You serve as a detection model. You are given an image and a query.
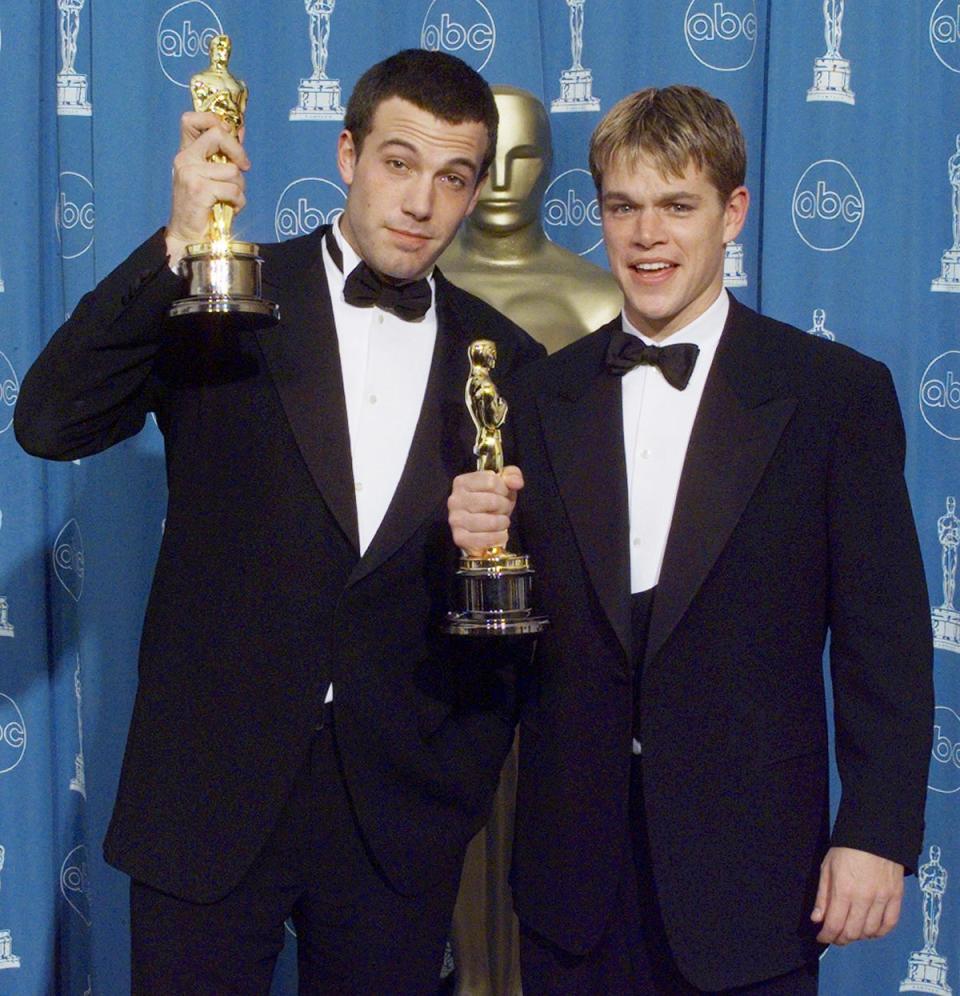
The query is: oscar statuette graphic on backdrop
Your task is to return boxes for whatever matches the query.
[932,136,960,293]
[807,308,837,341]
[56,0,92,115]
[289,0,345,121]
[933,497,960,653]
[807,0,854,104]
[169,35,280,330]
[723,241,748,288]
[0,846,20,971]
[900,846,952,995]
[552,0,600,113]
[0,512,12,639]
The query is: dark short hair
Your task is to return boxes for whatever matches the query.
[589,85,746,202]
[344,49,498,180]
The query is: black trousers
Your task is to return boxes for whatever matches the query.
[518,756,819,995]
[130,716,461,995]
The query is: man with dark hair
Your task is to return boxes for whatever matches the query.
[343,47,499,174]
[15,48,542,993]
[448,85,933,994]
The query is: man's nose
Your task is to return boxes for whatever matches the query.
[632,209,665,247]
[403,174,434,220]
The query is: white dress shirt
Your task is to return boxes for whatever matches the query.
[323,222,438,554]
[621,290,728,594]
[319,223,438,703]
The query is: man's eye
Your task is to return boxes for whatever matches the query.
[444,174,467,189]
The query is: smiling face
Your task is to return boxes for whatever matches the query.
[600,154,748,340]
[337,96,489,282]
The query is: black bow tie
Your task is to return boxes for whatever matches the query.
[325,227,431,321]
[604,328,700,390]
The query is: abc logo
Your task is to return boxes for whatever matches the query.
[421,0,496,72]
[0,693,26,775]
[0,351,19,435]
[543,169,603,257]
[53,518,85,603]
[920,350,960,441]
[684,0,758,72]
[791,160,864,252]
[61,844,91,926]
[930,705,960,794]
[931,0,960,73]
[157,0,223,87]
[274,178,345,241]
[56,171,95,260]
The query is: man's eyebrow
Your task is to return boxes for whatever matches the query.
[602,188,704,203]
[377,137,418,156]
[377,138,479,175]
[656,189,703,201]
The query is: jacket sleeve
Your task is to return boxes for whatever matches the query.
[826,359,934,872]
[14,229,181,461]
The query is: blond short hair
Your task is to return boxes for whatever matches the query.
[588,85,746,202]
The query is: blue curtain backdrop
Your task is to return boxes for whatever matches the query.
[1,1,958,992]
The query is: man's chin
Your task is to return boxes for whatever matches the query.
[379,264,433,285]
[376,249,441,284]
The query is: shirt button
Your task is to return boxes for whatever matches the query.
[632,537,642,547]
[377,313,384,324]
[369,394,378,405]
[640,449,651,459]
[355,482,363,492]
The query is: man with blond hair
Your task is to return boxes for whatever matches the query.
[448,85,933,993]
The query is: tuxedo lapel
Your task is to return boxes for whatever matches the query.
[348,271,471,586]
[644,302,797,666]
[256,226,360,552]
[540,322,633,662]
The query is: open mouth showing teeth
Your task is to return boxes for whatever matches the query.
[633,262,672,271]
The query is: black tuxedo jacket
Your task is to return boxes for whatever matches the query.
[506,298,933,991]
[15,226,543,903]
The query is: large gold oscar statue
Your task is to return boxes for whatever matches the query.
[441,85,621,355]
[443,87,621,996]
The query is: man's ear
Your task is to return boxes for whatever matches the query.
[723,185,749,243]
[337,129,357,186]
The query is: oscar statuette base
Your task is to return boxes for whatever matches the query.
[289,77,345,120]
[57,72,92,115]
[807,57,854,104]
[552,69,600,113]
[933,604,960,653]
[900,949,952,995]
[932,249,960,293]
[170,240,280,332]
[444,553,549,637]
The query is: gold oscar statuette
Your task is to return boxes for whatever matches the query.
[169,34,280,330]
[444,340,548,637]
